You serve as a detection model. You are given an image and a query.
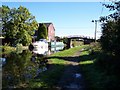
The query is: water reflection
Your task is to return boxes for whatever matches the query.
[32,47,48,55]
[50,46,64,54]
[2,45,64,88]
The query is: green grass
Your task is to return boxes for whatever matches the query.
[79,44,120,90]
[29,45,88,88]
[79,47,103,89]
[79,60,93,65]
[51,45,88,57]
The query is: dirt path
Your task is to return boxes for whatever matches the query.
[57,50,85,90]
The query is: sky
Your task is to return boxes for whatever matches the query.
[2,1,112,39]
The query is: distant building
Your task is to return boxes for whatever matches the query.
[34,23,55,42]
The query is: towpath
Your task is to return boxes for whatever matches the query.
[57,49,85,90]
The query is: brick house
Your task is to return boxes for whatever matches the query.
[33,22,55,42]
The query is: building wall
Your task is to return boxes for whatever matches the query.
[48,24,55,42]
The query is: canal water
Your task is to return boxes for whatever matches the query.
[1,46,64,88]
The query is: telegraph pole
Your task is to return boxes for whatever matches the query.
[92,20,99,42]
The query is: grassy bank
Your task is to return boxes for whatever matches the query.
[79,47,100,89]
[0,44,28,55]
[79,43,120,90]
[29,45,88,88]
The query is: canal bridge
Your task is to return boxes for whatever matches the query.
[66,35,95,48]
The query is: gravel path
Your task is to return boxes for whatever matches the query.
[57,50,86,90]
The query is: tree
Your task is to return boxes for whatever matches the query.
[55,36,61,41]
[100,1,120,56]
[1,5,38,46]
[63,37,68,45]
[0,5,10,38]
[37,23,47,40]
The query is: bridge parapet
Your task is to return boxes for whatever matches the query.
[67,35,93,39]
[65,35,94,49]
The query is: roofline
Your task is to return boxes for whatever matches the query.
[38,22,55,30]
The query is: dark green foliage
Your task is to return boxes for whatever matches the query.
[98,2,120,85]
[37,24,47,40]
[2,50,33,88]
[80,45,120,90]
[1,5,38,46]
[63,37,68,44]
[100,20,120,56]
[55,36,61,41]
[100,1,120,57]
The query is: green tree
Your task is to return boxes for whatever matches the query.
[63,37,68,44]
[0,5,10,38]
[100,1,120,56]
[37,23,47,40]
[1,5,38,46]
[55,36,61,41]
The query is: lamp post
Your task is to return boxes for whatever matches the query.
[92,20,99,42]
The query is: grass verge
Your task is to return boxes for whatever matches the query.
[79,43,120,90]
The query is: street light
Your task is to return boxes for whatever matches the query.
[92,20,99,42]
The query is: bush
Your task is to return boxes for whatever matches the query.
[89,42,102,55]
[1,43,16,54]
[100,1,120,57]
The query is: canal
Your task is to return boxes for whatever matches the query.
[1,45,64,88]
